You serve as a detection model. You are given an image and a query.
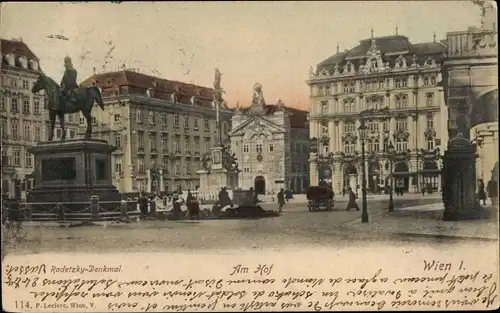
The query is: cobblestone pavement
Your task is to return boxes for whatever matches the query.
[345,203,499,240]
[3,198,463,255]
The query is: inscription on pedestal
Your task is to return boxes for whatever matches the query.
[41,157,77,181]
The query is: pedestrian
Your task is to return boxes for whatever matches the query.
[487,179,498,206]
[277,188,285,214]
[421,187,425,196]
[342,188,346,197]
[477,179,487,205]
[345,187,360,211]
[137,192,148,217]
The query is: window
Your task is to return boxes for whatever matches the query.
[11,120,19,140]
[33,98,40,114]
[321,122,328,134]
[395,78,408,88]
[366,97,382,110]
[370,59,378,72]
[137,109,143,124]
[383,138,389,152]
[395,138,408,151]
[427,139,435,150]
[24,124,31,141]
[269,164,274,173]
[137,131,144,149]
[115,160,122,174]
[162,135,169,152]
[320,101,328,114]
[366,120,379,131]
[193,117,199,129]
[174,114,180,127]
[92,117,97,124]
[194,136,200,153]
[114,114,121,122]
[2,148,9,166]
[344,140,356,153]
[34,125,41,141]
[243,144,249,153]
[430,75,437,85]
[344,121,355,133]
[269,143,274,152]
[368,140,379,152]
[23,98,30,114]
[383,120,389,131]
[25,151,32,167]
[426,115,434,129]
[149,110,155,124]
[426,93,435,106]
[345,81,355,93]
[256,143,263,153]
[150,133,157,150]
[396,119,407,130]
[343,99,355,113]
[70,130,76,139]
[115,134,121,148]
[204,119,210,132]
[174,136,181,152]
[11,97,18,112]
[184,116,189,128]
[423,76,430,86]
[138,158,145,173]
[162,158,169,172]
[395,94,408,109]
[204,138,210,153]
[13,149,21,166]
[22,80,29,89]
[0,96,5,111]
[161,113,168,126]
[80,117,85,125]
[184,136,191,153]
[243,167,250,173]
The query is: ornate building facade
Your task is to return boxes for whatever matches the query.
[79,70,232,193]
[307,33,447,194]
[0,38,78,200]
[229,83,309,194]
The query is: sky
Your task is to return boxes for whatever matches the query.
[0,1,483,110]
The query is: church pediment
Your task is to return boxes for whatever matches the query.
[229,116,285,137]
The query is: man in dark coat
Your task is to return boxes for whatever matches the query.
[277,188,285,214]
[345,187,360,211]
[487,179,498,206]
[137,192,148,217]
[60,56,78,110]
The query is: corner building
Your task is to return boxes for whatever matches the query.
[0,38,78,200]
[307,34,447,194]
[80,70,232,193]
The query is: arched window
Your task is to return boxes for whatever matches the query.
[426,114,434,129]
[370,58,378,72]
[344,121,356,133]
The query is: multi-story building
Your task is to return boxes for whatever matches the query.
[307,33,447,194]
[230,83,309,194]
[0,38,78,200]
[79,70,232,193]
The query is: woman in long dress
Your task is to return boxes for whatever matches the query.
[345,187,360,211]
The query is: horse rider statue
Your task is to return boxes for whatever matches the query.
[59,56,78,111]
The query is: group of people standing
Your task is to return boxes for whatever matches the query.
[477,179,498,206]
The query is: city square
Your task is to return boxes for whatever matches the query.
[0,0,498,292]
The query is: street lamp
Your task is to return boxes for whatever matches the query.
[387,142,395,212]
[358,119,369,223]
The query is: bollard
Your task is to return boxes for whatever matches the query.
[56,203,65,221]
[90,196,100,221]
[120,200,129,218]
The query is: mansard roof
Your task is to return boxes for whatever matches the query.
[80,70,215,108]
[1,38,41,72]
[316,34,447,73]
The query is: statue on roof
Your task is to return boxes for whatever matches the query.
[213,68,222,91]
[252,82,266,107]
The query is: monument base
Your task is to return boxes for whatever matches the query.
[27,139,120,204]
[197,168,238,201]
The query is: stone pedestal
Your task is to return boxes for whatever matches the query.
[27,139,120,203]
[442,134,482,221]
[197,168,238,200]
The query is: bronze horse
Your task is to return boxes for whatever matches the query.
[31,72,104,140]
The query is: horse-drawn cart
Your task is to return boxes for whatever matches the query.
[306,186,334,212]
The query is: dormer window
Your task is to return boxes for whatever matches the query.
[18,56,28,69]
[29,59,39,70]
[370,58,378,72]
[5,54,15,66]
[395,55,406,68]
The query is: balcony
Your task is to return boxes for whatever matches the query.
[446,29,497,58]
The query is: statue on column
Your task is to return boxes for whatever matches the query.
[252,82,266,107]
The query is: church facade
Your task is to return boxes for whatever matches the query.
[229,83,309,195]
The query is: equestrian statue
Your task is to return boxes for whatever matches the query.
[31,56,104,141]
